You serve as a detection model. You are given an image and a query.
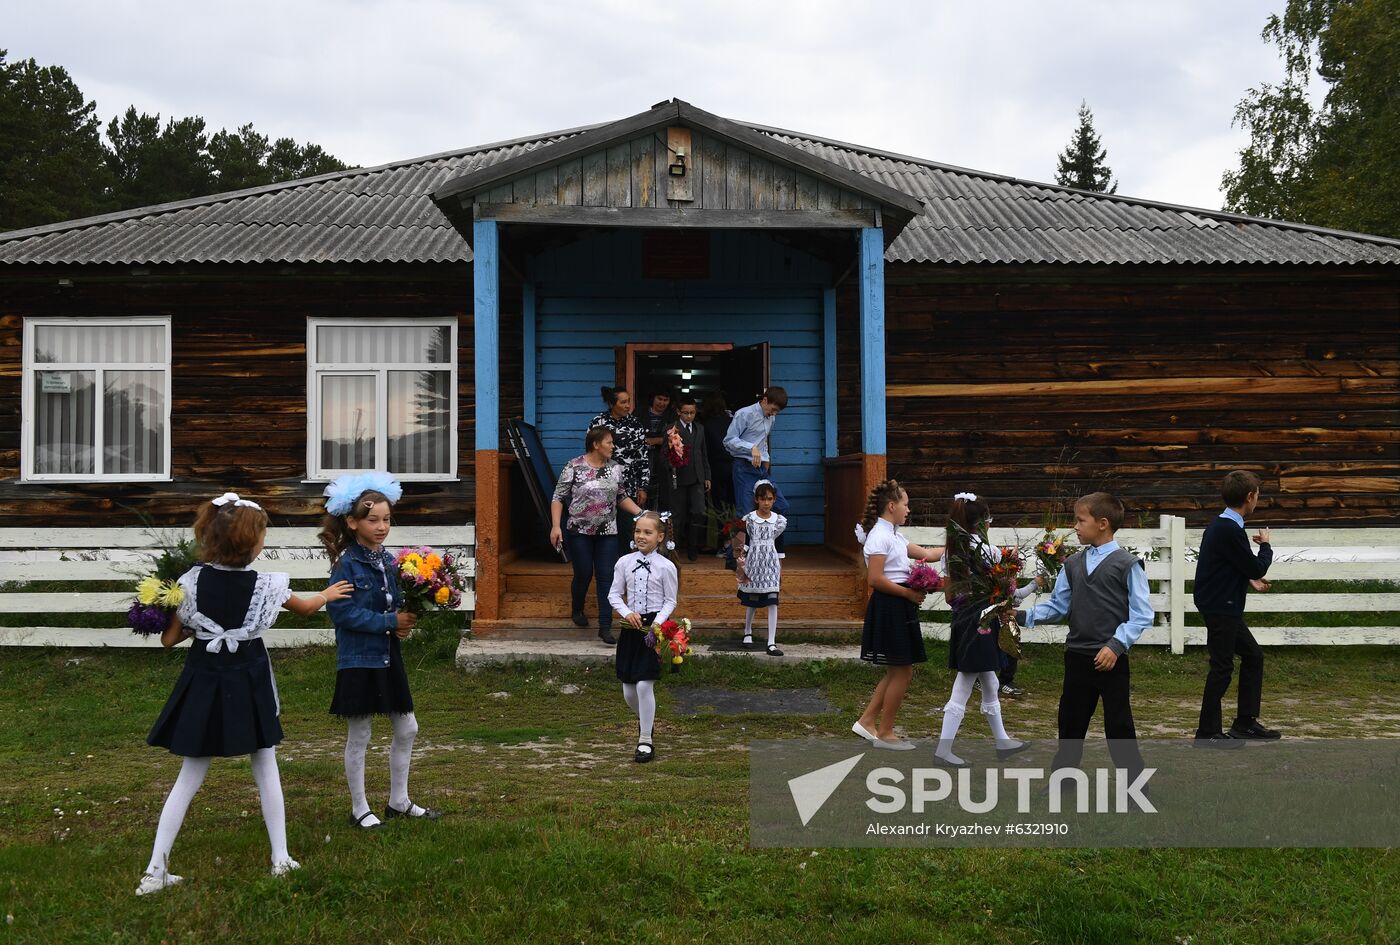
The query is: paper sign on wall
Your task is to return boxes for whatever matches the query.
[40,372,73,394]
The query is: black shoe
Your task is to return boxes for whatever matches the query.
[1194,732,1245,749]
[766,644,783,657]
[384,803,442,821]
[634,742,655,764]
[686,549,698,562]
[996,740,1032,761]
[571,610,588,628]
[932,753,968,769]
[741,636,754,650]
[599,628,617,646]
[349,810,383,830]
[1230,720,1281,741]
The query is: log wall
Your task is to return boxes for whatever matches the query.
[854,264,1400,528]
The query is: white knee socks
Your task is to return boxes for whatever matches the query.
[624,681,656,743]
[146,756,211,874]
[389,712,421,813]
[345,717,374,824]
[766,606,778,647]
[938,671,1023,760]
[743,608,755,642]
[249,748,292,866]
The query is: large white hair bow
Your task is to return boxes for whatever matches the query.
[212,491,262,511]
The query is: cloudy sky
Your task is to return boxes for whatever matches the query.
[11,0,1288,210]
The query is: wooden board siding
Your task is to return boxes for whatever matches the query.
[529,230,831,542]
[875,265,1400,527]
[478,131,872,213]
[0,263,480,526]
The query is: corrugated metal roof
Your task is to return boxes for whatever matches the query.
[2,112,1398,267]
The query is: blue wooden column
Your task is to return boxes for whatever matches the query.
[473,219,500,450]
[857,227,886,456]
[822,287,838,458]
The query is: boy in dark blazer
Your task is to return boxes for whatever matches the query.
[1193,470,1278,746]
[666,397,711,562]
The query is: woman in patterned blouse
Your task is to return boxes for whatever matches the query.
[551,427,644,645]
[588,387,650,506]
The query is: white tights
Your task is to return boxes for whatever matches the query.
[743,606,779,646]
[935,671,1022,764]
[345,713,421,822]
[145,748,290,874]
[622,681,656,744]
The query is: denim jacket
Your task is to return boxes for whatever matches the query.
[327,542,403,670]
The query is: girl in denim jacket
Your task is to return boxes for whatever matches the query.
[319,473,441,829]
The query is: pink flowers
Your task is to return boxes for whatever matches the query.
[906,561,944,593]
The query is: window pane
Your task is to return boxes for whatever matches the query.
[316,325,450,364]
[104,371,165,475]
[320,375,376,470]
[33,370,95,475]
[34,325,165,363]
[388,370,451,475]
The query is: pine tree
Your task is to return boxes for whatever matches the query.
[1055,101,1118,194]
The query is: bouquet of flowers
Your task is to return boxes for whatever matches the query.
[664,426,690,470]
[393,546,469,615]
[1034,527,1075,589]
[946,522,1026,658]
[906,561,945,593]
[644,616,693,672]
[126,534,199,636]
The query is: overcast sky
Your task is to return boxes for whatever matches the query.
[11,0,1288,210]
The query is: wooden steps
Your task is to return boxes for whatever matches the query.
[482,545,868,634]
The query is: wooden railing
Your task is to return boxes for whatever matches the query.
[904,517,1400,652]
[0,526,475,647]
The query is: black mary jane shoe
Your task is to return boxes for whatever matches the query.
[634,742,656,764]
[384,802,443,821]
[740,636,754,650]
[598,628,617,646]
[932,753,969,769]
[995,740,1032,761]
[766,644,784,657]
[571,610,588,628]
[350,810,383,830]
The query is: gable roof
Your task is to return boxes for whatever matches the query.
[2,101,1398,268]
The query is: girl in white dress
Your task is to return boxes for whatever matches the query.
[735,479,787,656]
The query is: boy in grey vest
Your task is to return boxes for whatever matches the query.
[1019,492,1153,780]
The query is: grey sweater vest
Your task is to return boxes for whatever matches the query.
[1064,548,1141,654]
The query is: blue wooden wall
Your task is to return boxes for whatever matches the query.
[529,230,831,542]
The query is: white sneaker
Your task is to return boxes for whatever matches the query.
[271,858,301,877]
[135,869,182,896]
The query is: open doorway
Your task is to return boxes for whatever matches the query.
[620,342,770,414]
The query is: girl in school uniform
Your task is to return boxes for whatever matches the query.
[138,492,353,895]
[853,479,943,750]
[935,491,1036,766]
[607,511,679,763]
[319,473,441,830]
[735,479,787,655]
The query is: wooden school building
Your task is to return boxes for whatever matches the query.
[1,99,1397,630]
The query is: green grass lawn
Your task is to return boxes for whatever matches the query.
[1,640,1397,945]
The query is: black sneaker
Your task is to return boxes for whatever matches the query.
[571,610,588,627]
[1230,720,1282,741]
[1194,732,1245,749]
[598,628,617,645]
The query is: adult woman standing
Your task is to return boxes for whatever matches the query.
[588,387,650,508]
[551,427,643,645]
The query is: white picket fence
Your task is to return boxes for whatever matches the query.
[0,526,475,647]
[905,517,1400,653]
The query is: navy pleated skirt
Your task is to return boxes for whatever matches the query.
[147,638,282,758]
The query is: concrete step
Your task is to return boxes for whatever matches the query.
[498,594,864,621]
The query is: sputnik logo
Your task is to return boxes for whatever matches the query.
[787,753,865,826]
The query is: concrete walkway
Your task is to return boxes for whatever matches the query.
[456,629,860,668]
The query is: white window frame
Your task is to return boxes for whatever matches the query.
[306,317,458,482]
[20,316,173,483]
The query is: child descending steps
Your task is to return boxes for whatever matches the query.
[138,492,353,896]
[608,511,679,763]
[734,479,787,655]
[935,492,1036,767]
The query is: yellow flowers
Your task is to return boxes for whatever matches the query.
[136,576,162,606]
[434,586,451,605]
[158,583,184,608]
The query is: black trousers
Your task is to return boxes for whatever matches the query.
[667,480,706,552]
[1196,613,1263,736]
[1051,650,1143,778]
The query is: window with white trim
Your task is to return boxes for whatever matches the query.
[307,319,457,480]
[22,318,172,481]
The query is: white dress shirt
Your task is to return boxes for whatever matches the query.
[608,550,678,624]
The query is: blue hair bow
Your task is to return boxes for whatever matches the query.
[323,472,403,516]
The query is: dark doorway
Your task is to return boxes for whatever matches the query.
[621,342,771,415]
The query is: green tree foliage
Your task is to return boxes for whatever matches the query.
[0,50,354,231]
[1222,0,1400,237]
[0,50,112,231]
[1054,101,1118,194]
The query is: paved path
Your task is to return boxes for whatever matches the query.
[456,630,860,668]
